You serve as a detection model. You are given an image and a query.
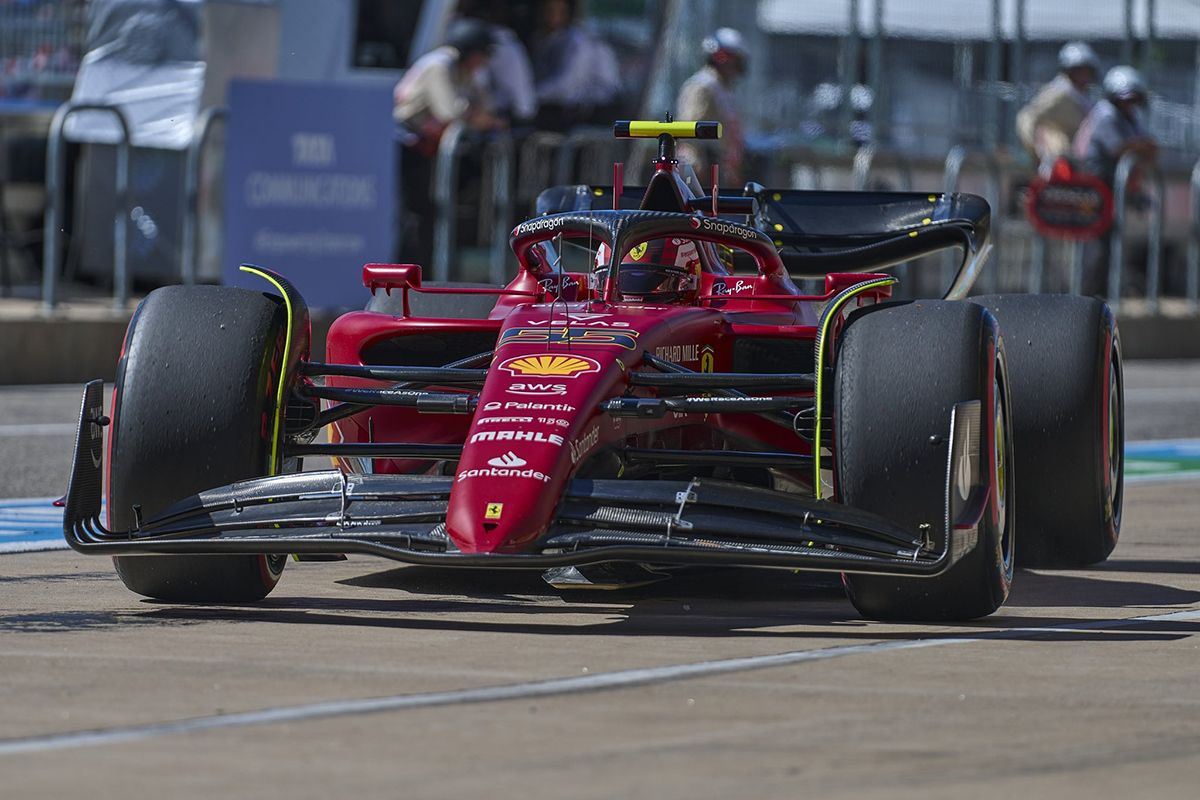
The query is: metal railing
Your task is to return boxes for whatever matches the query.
[1188,157,1200,313]
[851,144,914,191]
[430,122,466,282]
[943,145,1004,293]
[431,125,517,282]
[42,101,133,312]
[180,106,228,286]
[1108,151,1165,313]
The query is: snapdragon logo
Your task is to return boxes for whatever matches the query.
[488,451,527,468]
[515,216,564,236]
[697,217,758,241]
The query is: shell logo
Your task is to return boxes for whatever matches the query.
[498,354,601,378]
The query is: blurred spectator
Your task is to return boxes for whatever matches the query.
[458,0,537,125]
[676,28,747,185]
[393,17,503,265]
[1073,65,1158,297]
[1016,41,1099,175]
[532,0,621,130]
[1074,65,1157,187]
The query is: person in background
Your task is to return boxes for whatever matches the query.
[1074,65,1158,187]
[460,1,537,126]
[1073,65,1158,297]
[532,0,621,130]
[393,18,504,265]
[1016,41,1099,175]
[675,28,748,185]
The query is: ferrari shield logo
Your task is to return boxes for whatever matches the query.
[485,502,504,520]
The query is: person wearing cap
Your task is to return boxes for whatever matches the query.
[394,18,504,150]
[393,17,505,265]
[1016,41,1100,174]
[1074,65,1157,187]
[1073,65,1158,298]
[676,28,748,185]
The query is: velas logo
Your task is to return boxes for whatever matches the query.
[499,354,601,378]
[488,451,527,468]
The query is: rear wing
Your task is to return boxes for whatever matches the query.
[534,185,992,299]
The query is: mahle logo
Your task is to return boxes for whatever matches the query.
[499,354,601,378]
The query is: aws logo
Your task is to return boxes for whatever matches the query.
[499,328,640,350]
[498,354,601,378]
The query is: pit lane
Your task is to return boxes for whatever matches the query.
[1,364,1198,798]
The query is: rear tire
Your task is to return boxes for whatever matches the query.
[972,294,1122,566]
[835,301,1015,621]
[109,285,289,602]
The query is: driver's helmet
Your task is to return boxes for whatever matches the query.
[595,238,701,303]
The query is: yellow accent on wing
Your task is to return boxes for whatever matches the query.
[812,277,899,499]
[239,265,292,476]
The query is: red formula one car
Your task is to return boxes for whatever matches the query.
[64,121,1123,620]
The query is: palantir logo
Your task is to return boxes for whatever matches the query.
[488,451,527,468]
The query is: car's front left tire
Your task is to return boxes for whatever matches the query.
[108,285,289,602]
[834,300,1015,621]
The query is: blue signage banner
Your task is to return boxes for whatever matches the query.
[223,79,394,308]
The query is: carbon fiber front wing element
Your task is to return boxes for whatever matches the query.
[63,380,987,577]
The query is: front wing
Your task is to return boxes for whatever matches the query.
[64,381,986,578]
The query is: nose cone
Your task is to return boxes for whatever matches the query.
[446,351,616,553]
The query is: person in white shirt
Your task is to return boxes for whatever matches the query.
[1016,41,1099,175]
[676,28,748,185]
[393,18,504,265]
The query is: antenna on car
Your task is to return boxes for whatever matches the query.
[613,161,623,211]
[711,164,719,217]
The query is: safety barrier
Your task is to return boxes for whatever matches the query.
[42,102,133,312]
[1108,151,1165,313]
[180,106,228,286]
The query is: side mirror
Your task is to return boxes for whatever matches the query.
[362,263,422,294]
[362,263,422,316]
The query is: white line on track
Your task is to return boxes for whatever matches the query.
[1,607,1197,756]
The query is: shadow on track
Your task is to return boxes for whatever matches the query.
[70,564,1200,645]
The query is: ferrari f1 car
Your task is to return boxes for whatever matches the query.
[63,120,1123,620]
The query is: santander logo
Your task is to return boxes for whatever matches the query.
[487,451,527,468]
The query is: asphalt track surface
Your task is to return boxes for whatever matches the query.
[1,363,1198,798]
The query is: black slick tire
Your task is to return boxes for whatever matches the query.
[109,285,288,602]
[972,294,1122,567]
[835,300,1015,621]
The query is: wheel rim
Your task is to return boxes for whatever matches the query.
[993,371,1015,575]
[1106,350,1123,529]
